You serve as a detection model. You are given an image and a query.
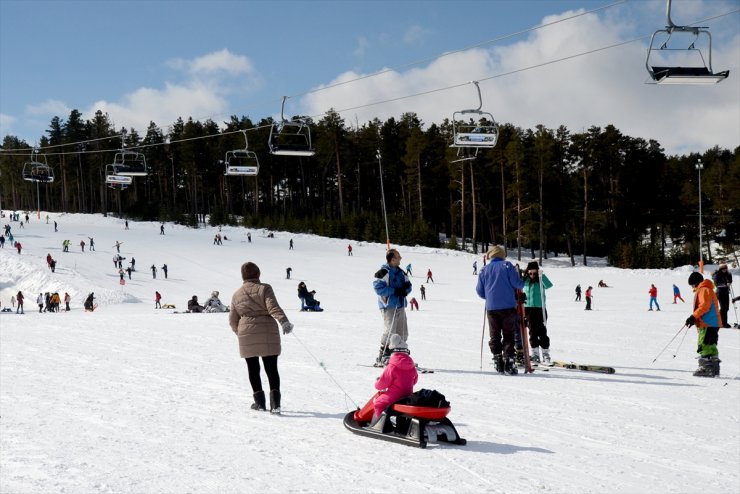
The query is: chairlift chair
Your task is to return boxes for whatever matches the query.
[111,150,148,176]
[646,0,729,84]
[268,96,315,157]
[105,164,133,186]
[224,131,260,176]
[22,151,55,183]
[451,81,498,154]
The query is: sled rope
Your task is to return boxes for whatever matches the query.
[290,332,360,409]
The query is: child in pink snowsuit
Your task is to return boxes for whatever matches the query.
[373,334,418,420]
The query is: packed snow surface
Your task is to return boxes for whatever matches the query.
[1,213,738,493]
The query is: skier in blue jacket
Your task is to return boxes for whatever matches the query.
[373,248,412,365]
[476,245,524,375]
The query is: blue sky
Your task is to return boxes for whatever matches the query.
[1,0,738,155]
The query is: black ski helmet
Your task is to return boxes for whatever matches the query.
[688,272,703,286]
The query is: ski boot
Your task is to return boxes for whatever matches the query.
[269,389,281,414]
[251,390,266,411]
[541,348,551,364]
[693,357,718,377]
[374,346,390,367]
[493,354,505,374]
[504,357,519,375]
[515,348,525,367]
[530,347,541,364]
[709,356,721,377]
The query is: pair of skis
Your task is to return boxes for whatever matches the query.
[363,363,435,374]
[534,361,616,374]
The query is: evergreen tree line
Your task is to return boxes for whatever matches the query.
[1,108,738,268]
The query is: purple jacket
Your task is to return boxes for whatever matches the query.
[475,258,524,310]
[373,352,418,415]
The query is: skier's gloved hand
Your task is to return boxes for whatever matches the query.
[517,292,527,303]
[403,281,412,290]
[375,268,388,279]
[685,315,696,327]
[281,321,294,335]
[394,287,407,297]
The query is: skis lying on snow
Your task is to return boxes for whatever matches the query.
[537,361,616,374]
[359,363,434,374]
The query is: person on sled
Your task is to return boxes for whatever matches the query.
[297,282,322,311]
[371,334,418,426]
[204,291,229,312]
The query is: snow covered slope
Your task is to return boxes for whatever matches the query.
[1,213,738,493]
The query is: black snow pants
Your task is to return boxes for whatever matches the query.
[487,308,518,358]
[525,307,550,349]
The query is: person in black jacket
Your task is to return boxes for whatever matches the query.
[188,295,203,313]
[712,264,733,328]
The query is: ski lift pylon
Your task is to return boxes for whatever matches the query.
[646,0,729,84]
[22,150,54,183]
[451,81,498,154]
[268,96,315,157]
[224,130,260,176]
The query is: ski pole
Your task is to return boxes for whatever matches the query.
[730,285,739,327]
[290,331,359,409]
[479,307,487,370]
[672,324,689,358]
[379,307,399,360]
[651,325,688,363]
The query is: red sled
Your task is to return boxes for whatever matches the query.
[343,391,466,448]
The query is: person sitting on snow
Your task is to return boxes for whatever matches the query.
[203,291,229,312]
[83,293,95,312]
[371,334,418,426]
[188,295,204,313]
[297,282,322,311]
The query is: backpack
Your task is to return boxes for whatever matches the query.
[399,389,450,408]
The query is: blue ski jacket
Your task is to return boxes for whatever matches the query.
[476,258,524,310]
[373,263,411,309]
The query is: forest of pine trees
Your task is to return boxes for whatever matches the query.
[1,108,738,268]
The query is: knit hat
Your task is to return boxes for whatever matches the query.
[688,272,703,286]
[526,261,539,271]
[719,263,728,270]
[389,334,409,352]
[241,262,260,280]
[212,291,219,297]
[486,245,506,260]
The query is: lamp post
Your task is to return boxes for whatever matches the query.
[696,158,704,272]
[376,149,390,250]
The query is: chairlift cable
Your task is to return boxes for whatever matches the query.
[0,7,736,156]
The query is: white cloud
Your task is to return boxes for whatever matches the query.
[87,81,228,132]
[82,49,262,132]
[403,24,428,45]
[167,48,254,77]
[26,99,71,117]
[300,9,740,155]
[0,113,16,135]
[353,36,369,58]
